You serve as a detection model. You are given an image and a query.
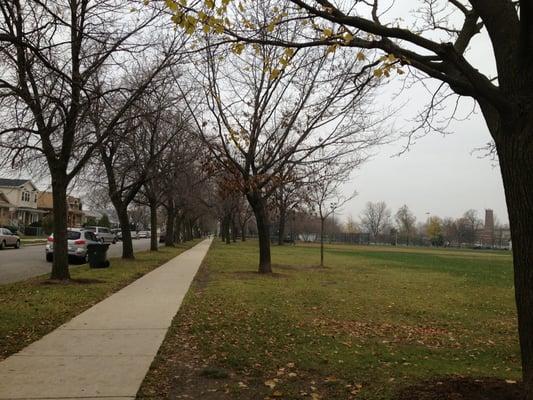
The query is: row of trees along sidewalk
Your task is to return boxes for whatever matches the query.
[0,0,191,278]
[159,0,533,396]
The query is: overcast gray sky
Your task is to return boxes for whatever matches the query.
[342,113,508,224]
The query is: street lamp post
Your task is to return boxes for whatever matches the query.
[330,202,337,244]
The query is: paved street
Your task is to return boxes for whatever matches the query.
[0,238,157,284]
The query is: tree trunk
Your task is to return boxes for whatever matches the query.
[240,222,247,241]
[116,204,134,259]
[496,124,533,398]
[278,206,286,246]
[165,202,176,247]
[149,197,158,251]
[247,192,272,273]
[232,217,237,242]
[223,214,231,244]
[50,174,70,280]
[175,216,182,243]
[188,219,194,241]
[320,217,325,267]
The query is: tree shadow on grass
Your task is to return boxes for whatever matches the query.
[40,278,106,285]
[394,377,522,400]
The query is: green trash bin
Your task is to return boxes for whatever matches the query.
[87,243,110,268]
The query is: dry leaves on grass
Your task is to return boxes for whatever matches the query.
[311,318,459,348]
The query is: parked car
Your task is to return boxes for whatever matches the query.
[45,229,99,263]
[83,226,116,244]
[138,230,150,239]
[116,230,138,240]
[0,227,20,249]
[111,228,121,241]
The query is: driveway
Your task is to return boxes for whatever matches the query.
[0,239,158,284]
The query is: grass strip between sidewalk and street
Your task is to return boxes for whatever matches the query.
[0,240,200,360]
[138,239,520,400]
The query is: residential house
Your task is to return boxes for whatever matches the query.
[37,191,84,228]
[0,178,45,227]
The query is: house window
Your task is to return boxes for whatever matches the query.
[22,192,31,202]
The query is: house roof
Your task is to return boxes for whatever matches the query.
[0,178,30,187]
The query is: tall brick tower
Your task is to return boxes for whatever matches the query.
[481,209,495,247]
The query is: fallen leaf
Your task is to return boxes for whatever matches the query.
[264,380,276,389]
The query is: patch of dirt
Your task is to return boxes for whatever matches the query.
[40,278,106,285]
[192,260,212,290]
[311,318,458,348]
[394,377,523,400]
[230,270,288,279]
[273,263,331,271]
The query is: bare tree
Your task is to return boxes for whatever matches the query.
[187,3,382,273]
[236,198,254,242]
[92,72,191,259]
[271,167,307,245]
[0,0,176,279]
[306,162,355,266]
[395,205,416,246]
[360,201,391,242]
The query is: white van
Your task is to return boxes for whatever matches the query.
[83,226,116,244]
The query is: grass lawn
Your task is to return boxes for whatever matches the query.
[0,240,200,360]
[139,239,520,400]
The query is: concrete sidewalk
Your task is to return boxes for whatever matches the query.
[0,238,213,400]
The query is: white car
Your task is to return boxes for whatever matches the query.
[138,230,150,239]
[83,226,116,244]
[45,229,99,263]
[0,228,20,249]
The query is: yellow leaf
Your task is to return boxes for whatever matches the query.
[284,47,294,58]
[238,2,245,12]
[143,0,150,5]
[165,0,178,11]
[270,68,281,80]
[343,32,353,44]
[326,44,337,54]
[232,43,245,55]
[373,68,383,78]
[322,27,333,37]
[205,0,215,9]
[214,22,224,34]
[266,21,276,33]
[264,380,277,389]
[356,51,365,61]
[198,11,207,21]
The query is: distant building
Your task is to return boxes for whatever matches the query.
[476,208,511,248]
[479,209,495,247]
[37,191,84,228]
[0,178,45,227]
